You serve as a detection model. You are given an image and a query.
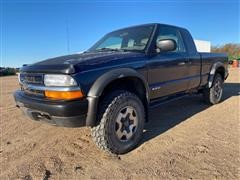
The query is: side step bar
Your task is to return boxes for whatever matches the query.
[149,93,190,109]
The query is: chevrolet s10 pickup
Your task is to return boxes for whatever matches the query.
[14,23,228,154]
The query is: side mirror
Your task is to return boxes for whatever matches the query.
[156,39,177,52]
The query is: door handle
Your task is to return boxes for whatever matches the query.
[178,60,191,65]
[178,62,186,65]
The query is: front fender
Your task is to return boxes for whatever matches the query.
[86,68,149,127]
[88,68,149,98]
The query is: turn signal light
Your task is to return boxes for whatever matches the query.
[45,90,83,100]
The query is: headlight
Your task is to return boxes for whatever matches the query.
[18,73,21,84]
[44,74,77,87]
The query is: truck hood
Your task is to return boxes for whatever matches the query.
[20,51,145,74]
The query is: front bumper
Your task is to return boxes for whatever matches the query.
[14,90,88,127]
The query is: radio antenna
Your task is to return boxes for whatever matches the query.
[66,17,70,53]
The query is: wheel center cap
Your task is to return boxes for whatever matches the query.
[123,120,130,127]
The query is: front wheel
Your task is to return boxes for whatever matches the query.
[203,73,223,105]
[91,91,145,154]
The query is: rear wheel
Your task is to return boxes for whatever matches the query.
[91,91,145,154]
[203,73,223,104]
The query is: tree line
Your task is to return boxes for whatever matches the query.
[0,67,19,76]
[211,43,240,60]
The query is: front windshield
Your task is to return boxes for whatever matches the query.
[89,25,154,52]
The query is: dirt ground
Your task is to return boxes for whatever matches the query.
[0,68,239,180]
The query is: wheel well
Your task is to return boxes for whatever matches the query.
[215,66,225,80]
[98,77,148,121]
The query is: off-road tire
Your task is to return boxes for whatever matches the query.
[91,90,145,154]
[203,73,223,105]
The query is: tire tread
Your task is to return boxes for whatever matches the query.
[91,91,144,154]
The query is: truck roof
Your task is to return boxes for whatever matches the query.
[110,23,187,33]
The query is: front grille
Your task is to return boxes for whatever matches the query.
[20,73,44,85]
[22,87,45,96]
[20,73,45,97]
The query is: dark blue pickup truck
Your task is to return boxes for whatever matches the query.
[14,23,228,154]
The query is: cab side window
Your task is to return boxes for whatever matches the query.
[157,26,186,52]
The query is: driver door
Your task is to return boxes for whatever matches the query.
[148,26,189,99]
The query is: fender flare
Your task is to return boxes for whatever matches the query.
[86,68,149,127]
[88,68,149,99]
[208,62,225,88]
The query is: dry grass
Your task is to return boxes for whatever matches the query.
[0,68,239,179]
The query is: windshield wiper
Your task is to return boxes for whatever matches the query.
[96,48,125,52]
